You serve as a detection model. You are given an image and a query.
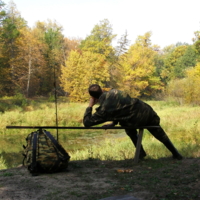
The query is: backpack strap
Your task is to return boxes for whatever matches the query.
[28,132,38,174]
[22,133,33,166]
[32,132,37,165]
[44,130,70,159]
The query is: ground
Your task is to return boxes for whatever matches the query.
[0,158,200,200]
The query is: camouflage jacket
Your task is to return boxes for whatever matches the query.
[83,89,158,128]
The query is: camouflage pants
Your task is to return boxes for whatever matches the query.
[125,113,170,145]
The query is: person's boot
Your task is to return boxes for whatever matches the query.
[139,149,147,159]
[163,140,183,160]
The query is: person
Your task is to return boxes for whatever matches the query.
[83,84,183,160]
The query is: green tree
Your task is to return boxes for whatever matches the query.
[60,19,119,101]
[153,45,175,86]
[173,45,197,78]
[0,0,6,24]
[80,19,116,58]
[194,31,200,61]
[110,30,130,88]
[161,45,187,82]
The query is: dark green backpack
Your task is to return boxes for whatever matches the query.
[23,129,70,175]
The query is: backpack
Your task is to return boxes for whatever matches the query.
[23,129,70,175]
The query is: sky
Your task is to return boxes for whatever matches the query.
[3,0,200,49]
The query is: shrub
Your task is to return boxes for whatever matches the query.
[13,93,28,107]
[166,63,200,105]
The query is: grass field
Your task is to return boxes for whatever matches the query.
[0,99,199,162]
[0,99,200,200]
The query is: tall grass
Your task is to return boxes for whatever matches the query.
[0,100,88,135]
[69,100,200,160]
[0,99,200,164]
[0,156,6,170]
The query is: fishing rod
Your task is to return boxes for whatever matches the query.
[53,64,59,141]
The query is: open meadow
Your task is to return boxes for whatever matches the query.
[0,99,200,165]
[0,99,200,200]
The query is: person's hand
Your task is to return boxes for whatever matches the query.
[102,123,115,130]
[89,97,98,107]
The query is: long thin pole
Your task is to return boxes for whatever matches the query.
[6,126,160,129]
[53,65,59,141]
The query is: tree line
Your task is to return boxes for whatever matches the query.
[0,1,200,104]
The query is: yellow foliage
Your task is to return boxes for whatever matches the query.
[166,63,200,105]
[60,50,110,102]
[117,32,159,97]
[184,63,200,104]
[186,62,200,77]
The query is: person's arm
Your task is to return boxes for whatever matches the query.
[83,97,107,127]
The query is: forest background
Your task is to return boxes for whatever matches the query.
[0,2,200,199]
[0,1,200,105]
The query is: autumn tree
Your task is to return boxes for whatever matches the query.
[63,37,81,60]
[193,31,200,62]
[60,19,116,101]
[0,1,27,95]
[173,45,197,78]
[80,19,117,86]
[109,30,130,88]
[13,27,47,97]
[166,63,200,105]
[161,45,188,82]
[118,32,162,97]
[60,50,110,101]
[153,45,175,83]
[33,20,66,95]
[80,19,116,58]
[184,63,200,104]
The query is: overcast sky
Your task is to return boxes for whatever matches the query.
[3,0,200,48]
